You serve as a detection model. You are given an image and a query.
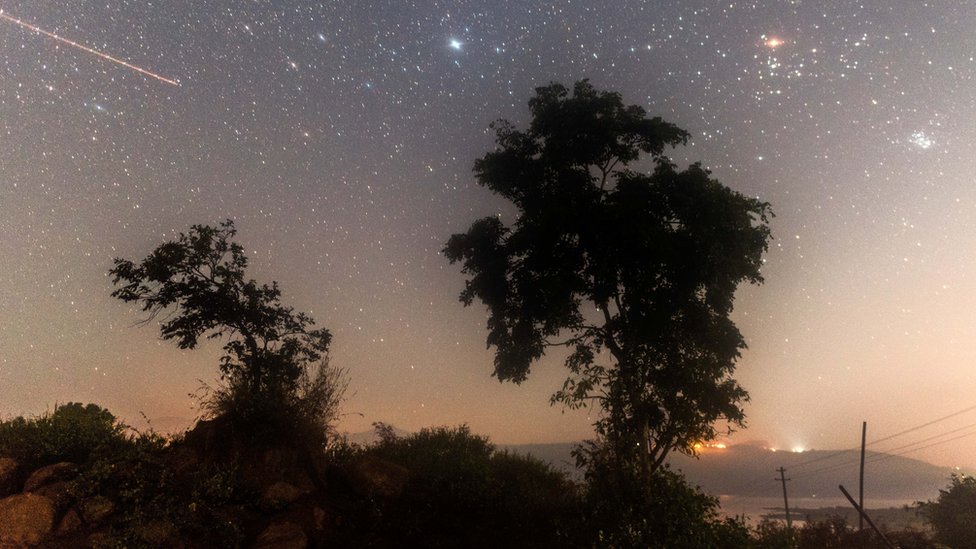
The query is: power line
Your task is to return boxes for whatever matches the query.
[791,424,976,481]
[877,421,976,456]
[788,403,976,471]
[869,428,976,465]
[869,404,976,446]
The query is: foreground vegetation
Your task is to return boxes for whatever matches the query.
[0,404,969,547]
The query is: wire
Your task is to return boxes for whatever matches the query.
[789,421,976,481]
[869,404,976,446]
[787,403,976,471]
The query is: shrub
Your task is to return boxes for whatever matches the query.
[0,402,129,467]
[67,426,251,548]
[921,474,976,549]
[363,424,578,548]
[200,357,349,447]
[750,515,930,549]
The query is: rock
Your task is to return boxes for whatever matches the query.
[261,481,306,510]
[56,507,83,535]
[33,480,74,512]
[347,455,409,499]
[0,458,19,497]
[23,462,79,492]
[313,506,327,531]
[79,495,114,525]
[253,521,307,549]
[0,493,56,546]
[240,446,315,494]
[176,417,320,494]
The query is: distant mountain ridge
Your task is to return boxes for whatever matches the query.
[501,441,966,502]
[668,444,964,501]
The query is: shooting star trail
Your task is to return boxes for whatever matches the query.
[0,11,179,86]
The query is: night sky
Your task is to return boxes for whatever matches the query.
[3,1,976,469]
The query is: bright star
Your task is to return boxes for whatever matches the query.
[449,39,462,51]
[910,131,933,149]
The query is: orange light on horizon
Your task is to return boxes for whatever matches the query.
[694,441,728,451]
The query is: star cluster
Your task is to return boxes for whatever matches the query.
[2,1,976,466]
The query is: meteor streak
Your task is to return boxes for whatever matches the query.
[0,11,179,86]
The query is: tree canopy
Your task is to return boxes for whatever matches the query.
[444,80,772,474]
[109,220,332,423]
[923,474,976,549]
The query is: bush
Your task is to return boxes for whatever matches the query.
[0,402,129,467]
[750,515,931,549]
[362,424,578,548]
[922,474,976,549]
[200,357,349,447]
[66,425,252,547]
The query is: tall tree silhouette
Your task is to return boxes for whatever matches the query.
[445,81,772,475]
[110,220,332,423]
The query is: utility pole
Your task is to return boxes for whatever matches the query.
[776,467,793,545]
[859,421,867,531]
[840,484,896,549]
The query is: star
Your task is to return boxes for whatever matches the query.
[449,38,462,51]
[910,131,933,149]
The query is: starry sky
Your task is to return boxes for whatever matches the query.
[3,1,976,469]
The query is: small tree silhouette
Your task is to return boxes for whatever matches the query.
[110,220,339,433]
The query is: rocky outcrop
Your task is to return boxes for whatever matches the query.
[0,421,355,547]
[262,481,307,510]
[23,462,79,493]
[21,462,80,516]
[0,493,56,546]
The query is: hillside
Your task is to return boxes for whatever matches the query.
[502,441,965,502]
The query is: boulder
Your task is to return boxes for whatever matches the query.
[32,480,74,512]
[313,506,327,532]
[261,481,307,510]
[253,521,307,549]
[79,495,114,526]
[238,445,316,494]
[0,493,56,546]
[0,458,19,497]
[23,462,79,493]
[347,455,409,499]
[56,507,83,535]
[176,417,320,494]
